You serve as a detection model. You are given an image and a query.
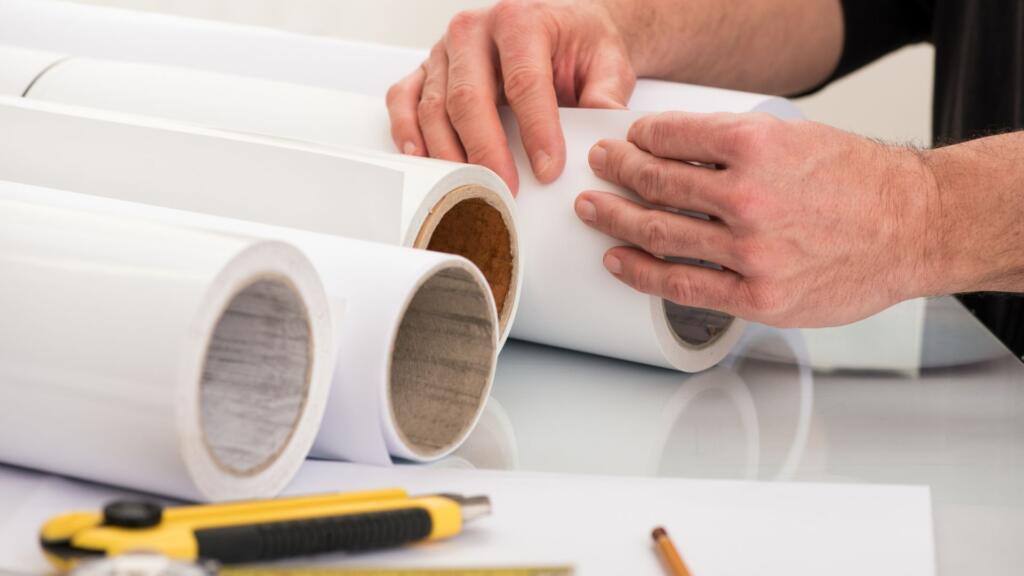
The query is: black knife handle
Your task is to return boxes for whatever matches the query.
[194,507,432,564]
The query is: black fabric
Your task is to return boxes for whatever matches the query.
[828,0,1024,360]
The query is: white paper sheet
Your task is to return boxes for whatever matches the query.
[0,180,500,466]
[0,96,520,343]
[0,197,333,501]
[0,461,936,576]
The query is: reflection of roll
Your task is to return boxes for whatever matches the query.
[0,181,498,466]
[722,325,814,480]
[490,342,754,476]
[4,55,794,371]
[0,94,519,344]
[0,198,332,501]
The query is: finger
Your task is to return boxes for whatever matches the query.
[575,191,738,269]
[603,246,746,316]
[417,43,466,162]
[445,10,520,194]
[628,111,754,164]
[492,11,565,182]
[577,45,635,109]
[588,139,727,216]
[386,66,427,156]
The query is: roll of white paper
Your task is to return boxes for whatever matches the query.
[11,57,779,370]
[0,179,499,465]
[0,96,520,343]
[0,196,333,501]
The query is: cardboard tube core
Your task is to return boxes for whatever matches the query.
[389,266,496,459]
[417,186,517,336]
[200,278,312,475]
[664,302,735,349]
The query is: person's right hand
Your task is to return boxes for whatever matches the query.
[386,0,637,194]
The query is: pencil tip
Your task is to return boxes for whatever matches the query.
[652,526,667,541]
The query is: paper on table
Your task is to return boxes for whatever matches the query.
[0,461,936,576]
[0,96,520,343]
[0,198,333,501]
[0,179,500,465]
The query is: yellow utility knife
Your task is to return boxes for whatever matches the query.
[40,489,491,571]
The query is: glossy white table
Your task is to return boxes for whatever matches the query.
[440,296,1022,576]
[0,297,1019,575]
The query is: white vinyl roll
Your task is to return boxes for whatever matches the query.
[0,196,333,501]
[0,95,520,343]
[9,57,796,370]
[0,179,499,465]
[0,44,64,96]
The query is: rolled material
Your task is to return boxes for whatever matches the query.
[0,196,333,501]
[0,96,519,343]
[10,57,784,370]
[0,180,499,465]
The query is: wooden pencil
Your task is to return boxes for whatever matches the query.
[651,526,692,576]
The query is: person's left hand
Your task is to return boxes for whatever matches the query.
[574,111,942,327]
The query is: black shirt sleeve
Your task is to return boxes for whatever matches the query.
[799,0,934,94]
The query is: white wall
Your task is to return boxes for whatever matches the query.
[70,0,935,145]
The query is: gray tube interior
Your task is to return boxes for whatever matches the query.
[390,267,496,459]
[200,278,312,475]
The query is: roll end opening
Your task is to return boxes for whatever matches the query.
[199,278,312,476]
[389,266,497,460]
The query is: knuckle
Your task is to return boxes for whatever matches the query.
[634,161,665,202]
[732,237,768,271]
[723,186,762,221]
[446,82,481,121]
[447,10,482,39]
[724,119,770,157]
[502,65,545,104]
[638,215,671,255]
[663,272,696,304]
[417,92,446,120]
[631,261,656,294]
[492,0,531,22]
[647,116,675,152]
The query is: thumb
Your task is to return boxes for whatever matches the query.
[578,47,636,109]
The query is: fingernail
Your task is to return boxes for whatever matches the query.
[402,141,418,155]
[575,198,597,222]
[604,254,622,275]
[532,150,552,177]
[588,144,606,173]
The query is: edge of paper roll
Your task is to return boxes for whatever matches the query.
[178,240,333,501]
[381,256,499,462]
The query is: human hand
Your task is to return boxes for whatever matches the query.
[574,112,941,327]
[386,0,637,194]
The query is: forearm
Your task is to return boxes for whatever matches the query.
[601,0,844,95]
[920,132,1024,295]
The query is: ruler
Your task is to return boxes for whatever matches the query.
[223,568,573,576]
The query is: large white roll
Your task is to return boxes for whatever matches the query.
[0,95,520,343]
[0,196,333,501]
[9,57,791,370]
[0,178,499,465]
